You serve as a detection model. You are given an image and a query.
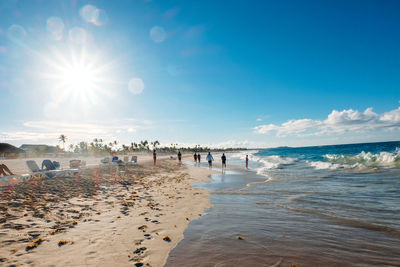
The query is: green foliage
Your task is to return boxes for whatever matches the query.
[63,138,246,156]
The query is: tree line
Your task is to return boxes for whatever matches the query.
[58,135,244,155]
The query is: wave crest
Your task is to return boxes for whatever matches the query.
[231,150,297,176]
[309,148,400,170]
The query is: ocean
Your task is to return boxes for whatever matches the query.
[165,141,400,266]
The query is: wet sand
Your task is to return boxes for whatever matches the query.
[165,159,400,267]
[0,157,215,266]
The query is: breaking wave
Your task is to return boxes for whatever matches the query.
[231,150,297,176]
[308,148,400,170]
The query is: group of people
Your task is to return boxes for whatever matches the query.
[151,150,250,171]
[202,152,249,170]
[193,152,201,163]
[193,152,227,170]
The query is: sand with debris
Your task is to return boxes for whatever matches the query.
[0,158,215,266]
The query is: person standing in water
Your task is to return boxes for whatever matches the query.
[197,153,201,163]
[245,155,249,169]
[221,153,227,173]
[178,151,182,164]
[153,150,157,165]
[206,152,214,168]
[194,153,197,164]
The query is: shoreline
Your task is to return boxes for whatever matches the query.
[0,157,217,266]
[166,148,400,266]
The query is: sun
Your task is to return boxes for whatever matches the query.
[61,63,96,93]
[41,46,115,106]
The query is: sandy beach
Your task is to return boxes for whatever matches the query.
[0,156,216,266]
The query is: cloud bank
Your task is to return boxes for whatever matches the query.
[254,106,400,136]
[0,119,152,144]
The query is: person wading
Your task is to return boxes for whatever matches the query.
[206,152,214,168]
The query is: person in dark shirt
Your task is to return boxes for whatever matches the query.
[153,150,157,165]
[245,155,249,169]
[178,151,182,164]
[194,153,197,163]
[221,153,227,172]
[197,153,201,163]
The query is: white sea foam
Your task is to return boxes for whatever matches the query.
[230,150,297,176]
[308,161,347,170]
[309,148,400,170]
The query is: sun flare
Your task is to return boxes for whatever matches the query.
[61,63,96,93]
[41,47,115,107]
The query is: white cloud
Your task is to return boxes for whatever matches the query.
[1,119,152,144]
[157,140,265,149]
[256,118,262,122]
[254,106,400,136]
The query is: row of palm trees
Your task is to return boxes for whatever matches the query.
[58,135,243,155]
[58,135,163,154]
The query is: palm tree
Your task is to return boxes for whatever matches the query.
[143,140,149,151]
[79,141,88,152]
[122,144,130,153]
[59,135,67,151]
[152,140,160,149]
[96,139,103,149]
[141,140,149,151]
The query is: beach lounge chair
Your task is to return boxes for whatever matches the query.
[26,160,72,179]
[125,156,137,166]
[100,156,126,175]
[42,159,58,170]
[42,159,80,176]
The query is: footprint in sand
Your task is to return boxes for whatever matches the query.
[143,234,151,240]
[133,247,147,254]
[28,231,40,239]
[138,225,147,231]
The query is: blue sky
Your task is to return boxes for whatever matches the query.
[0,0,399,148]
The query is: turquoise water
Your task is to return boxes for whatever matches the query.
[166,141,400,266]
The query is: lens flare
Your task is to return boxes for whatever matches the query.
[128,78,144,94]
[80,5,108,26]
[8,24,27,43]
[150,26,166,43]
[46,17,64,40]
